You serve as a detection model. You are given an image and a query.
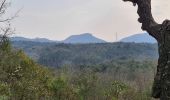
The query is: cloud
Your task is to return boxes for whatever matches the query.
[10,0,170,42]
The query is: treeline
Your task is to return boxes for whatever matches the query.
[0,39,158,99]
[12,41,158,68]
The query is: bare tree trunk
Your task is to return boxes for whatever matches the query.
[123,0,170,99]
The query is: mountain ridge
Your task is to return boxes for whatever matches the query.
[63,33,106,43]
[11,33,106,43]
[12,33,157,43]
[11,37,56,43]
[120,33,157,43]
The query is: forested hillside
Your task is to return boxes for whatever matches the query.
[0,39,156,100]
[0,39,158,99]
[12,41,158,68]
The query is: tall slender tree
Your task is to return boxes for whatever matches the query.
[123,0,170,99]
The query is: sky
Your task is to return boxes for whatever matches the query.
[7,0,170,42]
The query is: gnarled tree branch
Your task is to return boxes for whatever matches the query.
[123,0,161,41]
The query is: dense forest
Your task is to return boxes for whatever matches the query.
[0,41,156,99]
[12,41,158,67]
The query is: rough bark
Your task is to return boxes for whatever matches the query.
[123,0,170,99]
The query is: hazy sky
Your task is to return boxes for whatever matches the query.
[8,0,170,42]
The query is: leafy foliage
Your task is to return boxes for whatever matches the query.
[0,40,52,99]
[0,40,158,99]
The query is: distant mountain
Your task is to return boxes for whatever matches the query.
[63,33,106,43]
[120,33,157,43]
[11,37,55,43]
[33,38,55,42]
[11,37,30,41]
[11,33,106,43]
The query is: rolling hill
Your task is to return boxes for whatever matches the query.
[12,41,158,67]
[11,33,106,43]
[120,33,157,43]
[63,33,106,43]
[10,37,56,43]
